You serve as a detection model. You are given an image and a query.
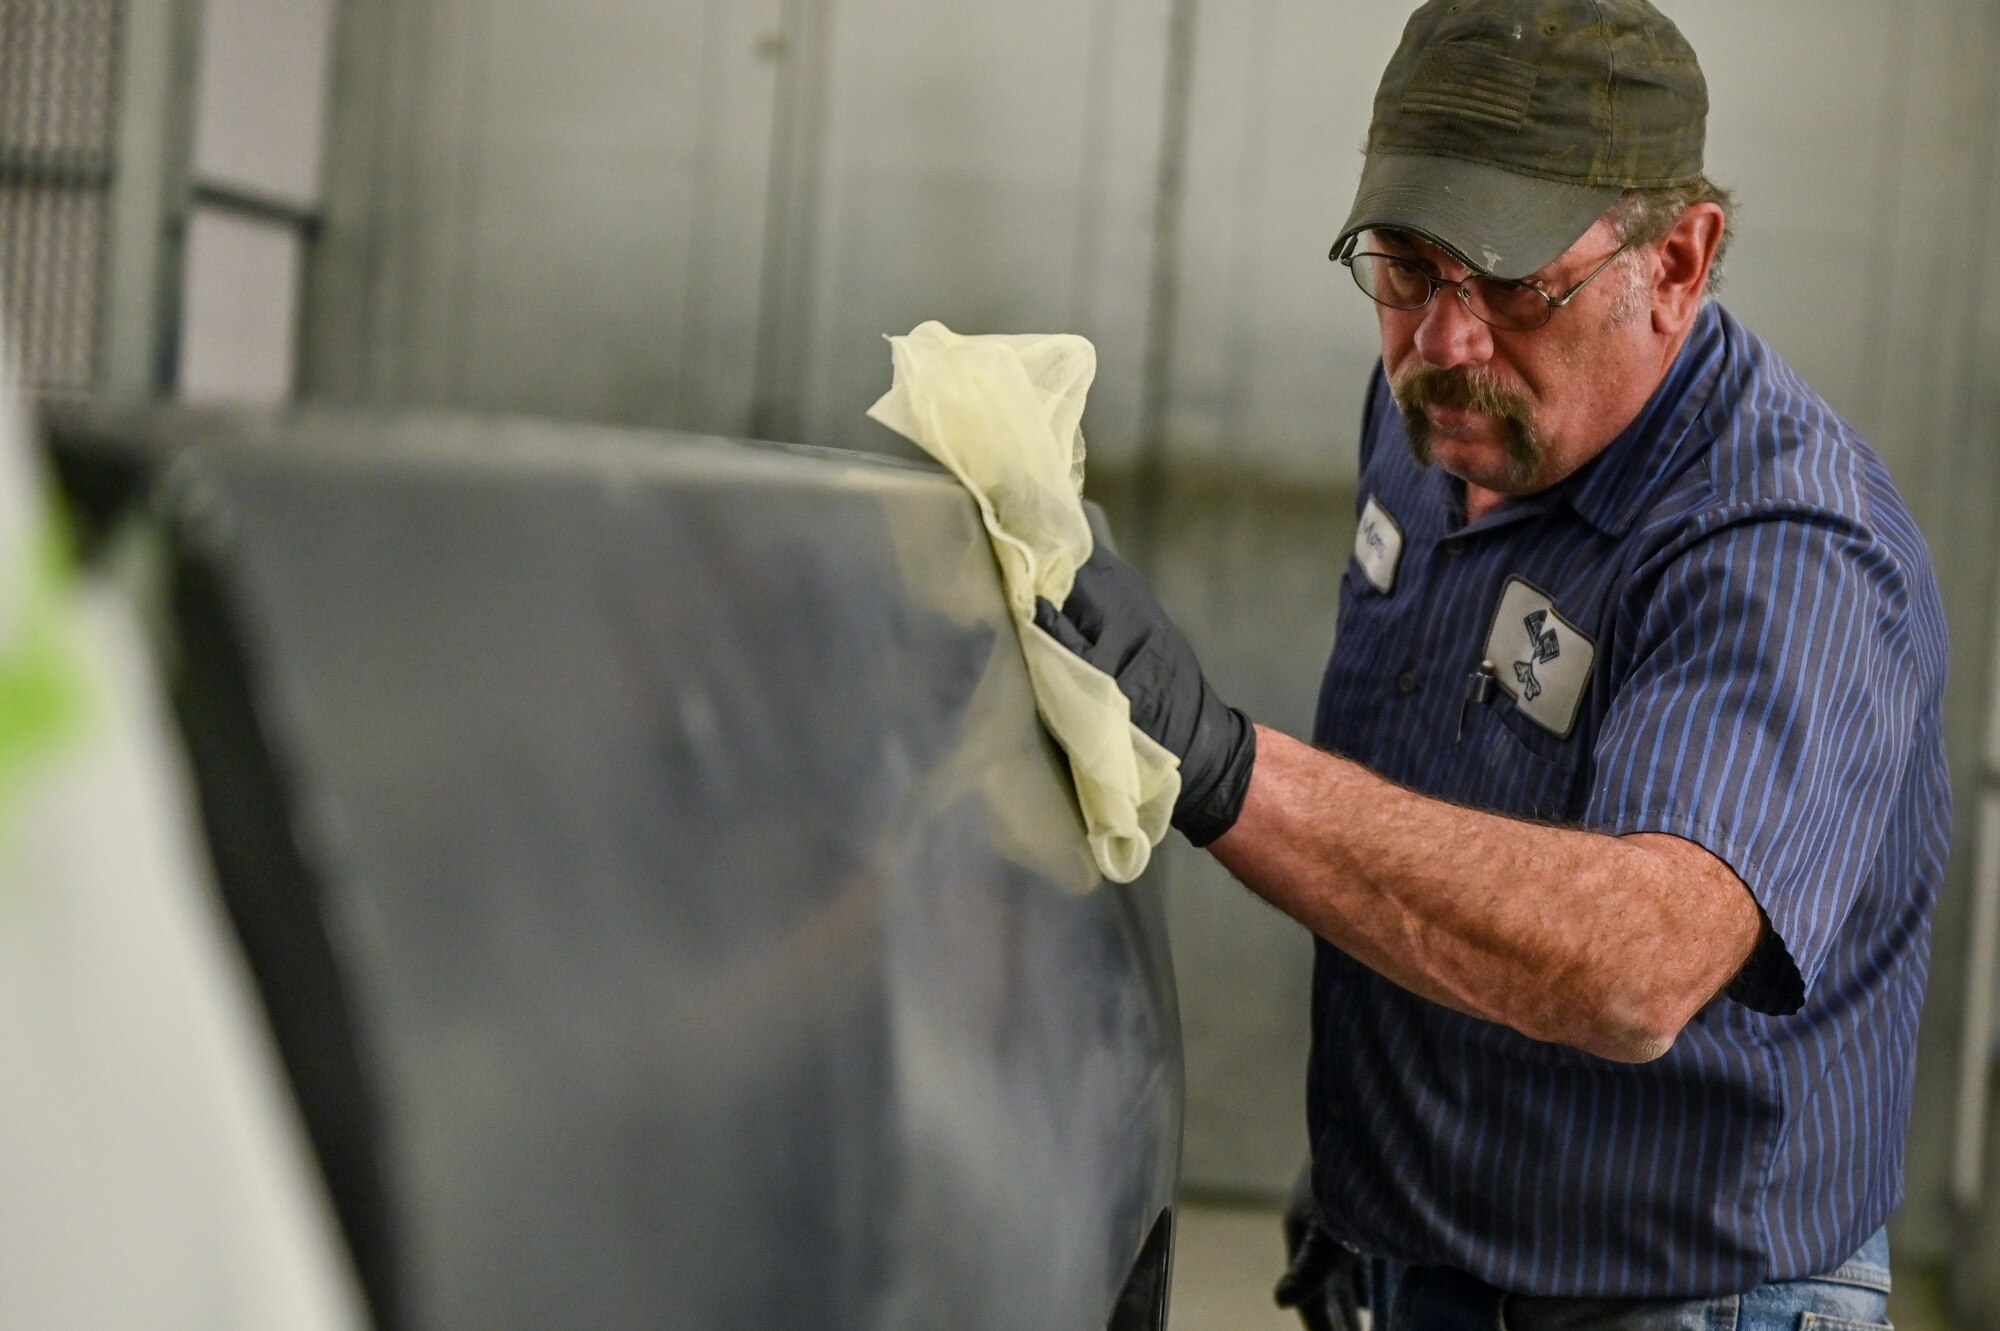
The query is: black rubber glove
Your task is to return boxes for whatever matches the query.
[1275,1167,1368,1331]
[1032,541,1256,846]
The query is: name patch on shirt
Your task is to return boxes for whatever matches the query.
[1354,496,1404,594]
[1484,577,1595,737]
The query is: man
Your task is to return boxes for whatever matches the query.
[1034,1,1949,1326]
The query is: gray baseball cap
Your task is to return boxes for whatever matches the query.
[1333,0,1708,280]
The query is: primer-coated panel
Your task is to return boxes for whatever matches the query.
[166,415,1181,1330]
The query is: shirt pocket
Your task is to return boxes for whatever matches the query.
[1451,694,1590,823]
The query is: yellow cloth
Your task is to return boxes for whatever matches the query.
[868,320,1179,884]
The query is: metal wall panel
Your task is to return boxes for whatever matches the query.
[780,0,1170,462]
[306,0,787,436]
[1161,0,1404,487]
[303,0,1995,493]
[307,0,1169,462]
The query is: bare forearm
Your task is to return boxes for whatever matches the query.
[1211,726,1760,1061]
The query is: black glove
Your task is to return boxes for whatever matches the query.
[1032,541,1256,846]
[1275,1167,1368,1331]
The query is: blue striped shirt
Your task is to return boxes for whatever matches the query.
[1307,302,1951,1297]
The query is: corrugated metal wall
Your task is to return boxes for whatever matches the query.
[0,0,124,403]
[304,0,1170,456]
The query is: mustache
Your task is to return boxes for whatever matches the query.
[1390,365,1542,487]
[1392,364,1532,420]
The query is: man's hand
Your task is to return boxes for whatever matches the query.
[1033,543,1257,846]
[1276,1165,1365,1331]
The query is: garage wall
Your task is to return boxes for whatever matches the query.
[302,0,2000,1244]
[770,0,1171,459]
[306,0,776,432]
[304,0,1170,453]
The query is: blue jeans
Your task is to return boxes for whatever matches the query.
[1369,1229,1891,1331]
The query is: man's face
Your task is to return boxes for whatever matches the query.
[1371,220,1656,497]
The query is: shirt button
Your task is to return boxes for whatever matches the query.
[1396,671,1419,695]
[1443,538,1466,557]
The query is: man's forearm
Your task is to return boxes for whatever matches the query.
[1210,726,1761,1062]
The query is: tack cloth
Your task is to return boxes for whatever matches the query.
[868,321,1179,884]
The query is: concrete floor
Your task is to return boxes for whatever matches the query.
[1168,1204,1298,1331]
[1168,1202,1960,1331]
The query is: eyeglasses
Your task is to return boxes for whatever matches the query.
[1333,233,1631,332]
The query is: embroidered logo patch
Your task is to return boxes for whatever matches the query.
[1483,578,1594,736]
[1354,496,1404,594]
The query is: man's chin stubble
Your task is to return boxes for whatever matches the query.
[1420,451,1537,496]
[1404,411,1542,490]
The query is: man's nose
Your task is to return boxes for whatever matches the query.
[1412,283,1494,369]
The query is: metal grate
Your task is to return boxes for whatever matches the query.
[0,0,123,402]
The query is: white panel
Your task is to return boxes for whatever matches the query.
[190,0,337,204]
[0,586,365,1331]
[179,209,301,404]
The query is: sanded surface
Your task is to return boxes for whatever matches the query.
[161,416,1183,1330]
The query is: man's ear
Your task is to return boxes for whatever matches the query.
[1651,202,1726,335]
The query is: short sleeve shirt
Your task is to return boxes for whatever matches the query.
[1308,303,1951,1298]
